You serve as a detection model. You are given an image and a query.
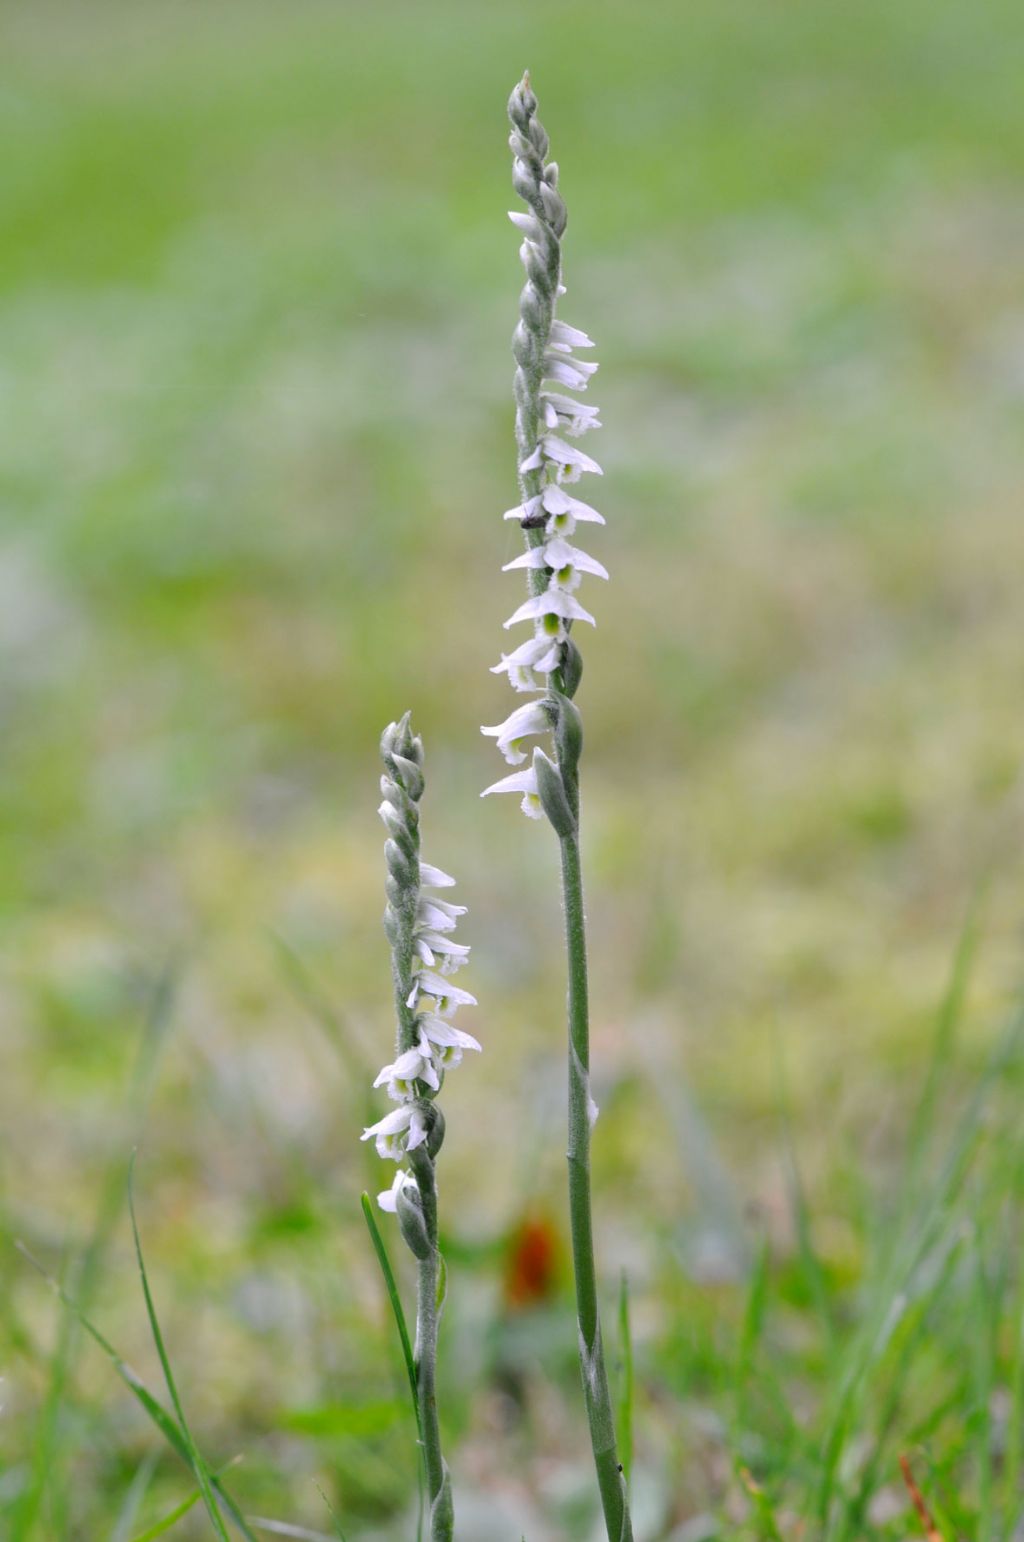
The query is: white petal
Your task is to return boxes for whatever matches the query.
[545,538,610,581]
[502,548,550,572]
[417,899,458,932]
[414,970,478,1006]
[544,357,599,391]
[406,1109,429,1151]
[550,320,596,350]
[480,766,545,818]
[542,435,603,476]
[503,495,543,523]
[418,1015,483,1052]
[481,767,537,798]
[541,390,602,436]
[377,1170,417,1213]
[419,896,467,922]
[481,699,553,762]
[541,486,605,523]
[361,1106,411,1141]
[518,445,544,473]
[419,862,456,888]
[504,590,596,629]
[508,209,541,236]
[417,931,470,959]
[489,633,557,669]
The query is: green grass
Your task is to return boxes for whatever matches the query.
[3,1,1024,1536]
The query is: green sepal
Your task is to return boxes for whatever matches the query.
[533,747,577,838]
[560,638,584,699]
[553,692,583,785]
[396,1182,432,1262]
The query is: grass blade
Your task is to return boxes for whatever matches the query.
[360,1192,423,1540]
[617,1271,634,1493]
[16,1243,260,1540]
[127,1155,232,1541]
[130,1489,203,1541]
[111,1452,158,1542]
[13,961,180,1541]
[360,1193,419,1430]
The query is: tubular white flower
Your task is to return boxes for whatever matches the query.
[549,319,595,351]
[481,766,544,819]
[377,1168,418,1213]
[541,484,605,530]
[541,390,601,437]
[503,588,596,633]
[374,1036,441,1101]
[490,631,563,692]
[503,538,609,592]
[419,1013,483,1067]
[414,931,471,973]
[417,896,466,932]
[408,971,478,1014]
[361,1103,429,1161]
[543,354,599,392]
[481,698,555,764]
[419,860,457,888]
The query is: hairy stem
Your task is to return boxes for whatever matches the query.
[411,1153,453,1540]
[561,831,633,1542]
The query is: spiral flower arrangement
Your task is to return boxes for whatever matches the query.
[362,712,478,1541]
[362,78,630,1542]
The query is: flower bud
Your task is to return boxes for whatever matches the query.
[396,1180,432,1261]
[560,638,583,698]
[554,692,583,784]
[391,753,425,802]
[533,747,576,838]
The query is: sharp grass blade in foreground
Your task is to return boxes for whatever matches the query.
[479,74,632,1541]
[361,715,480,1540]
[15,1244,260,1542]
[13,961,179,1542]
[360,1193,420,1428]
[128,1156,232,1542]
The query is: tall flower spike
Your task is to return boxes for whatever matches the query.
[480,79,633,1542]
[363,713,477,1541]
[482,72,607,819]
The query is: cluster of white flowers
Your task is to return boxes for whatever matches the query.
[362,855,480,1210]
[481,123,607,820]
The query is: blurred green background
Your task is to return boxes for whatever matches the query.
[4,2,1024,1537]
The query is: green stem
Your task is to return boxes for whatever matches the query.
[410,1156,453,1541]
[560,831,633,1542]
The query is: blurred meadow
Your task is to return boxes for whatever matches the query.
[4,1,1024,1537]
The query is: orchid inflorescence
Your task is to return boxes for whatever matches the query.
[361,712,471,1539]
[362,713,480,1213]
[359,77,630,1542]
[482,72,607,826]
